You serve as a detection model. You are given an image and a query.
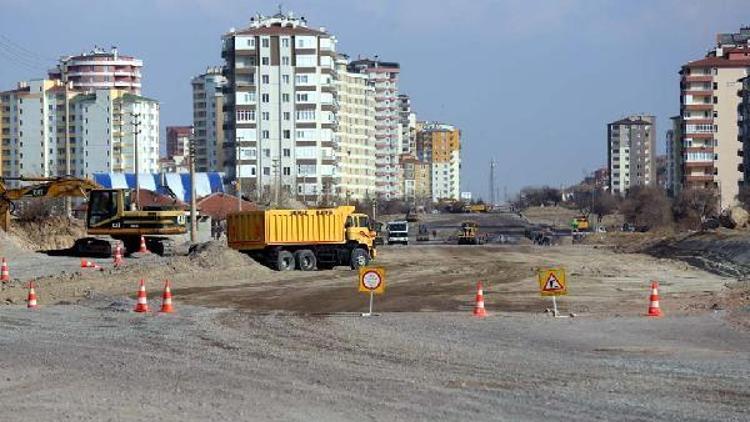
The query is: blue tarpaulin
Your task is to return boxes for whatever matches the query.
[92,172,225,202]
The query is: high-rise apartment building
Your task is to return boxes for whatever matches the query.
[334,55,376,200]
[348,58,402,200]
[607,115,656,196]
[70,90,160,175]
[222,12,338,202]
[48,47,143,94]
[679,28,750,208]
[417,122,461,202]
[0,80,159,180]
[191,67,226,172]
[166,126,192,158]
[0,79,73,179]
[738,75,750,188]
[398,94,416,156]
[665,116,682,196]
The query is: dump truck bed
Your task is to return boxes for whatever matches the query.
[228,207,352,251]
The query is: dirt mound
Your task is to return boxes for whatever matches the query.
[9,217,87,251]
[188,241,270,272]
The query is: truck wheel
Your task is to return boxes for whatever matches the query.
[294,249,317,271]
[276,250,295,271]
[350,248,370,269]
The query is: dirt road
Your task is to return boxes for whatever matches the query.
[0,301,747,421]
[1,228,748,420]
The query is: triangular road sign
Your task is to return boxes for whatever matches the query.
[543,273,563,291]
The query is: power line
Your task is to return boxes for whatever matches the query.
[0,35,57,63]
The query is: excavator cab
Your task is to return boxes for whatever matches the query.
[81,189,187,256]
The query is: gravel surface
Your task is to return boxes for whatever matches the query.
[0,300,748,421]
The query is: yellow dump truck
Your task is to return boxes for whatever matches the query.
[227,206,376,271]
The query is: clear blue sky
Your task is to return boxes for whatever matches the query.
[0,0,747,198]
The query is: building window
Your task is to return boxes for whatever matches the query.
[262,93,270,103]
[262,130,270,139]
[282,38,290,48]
[262,112,270,121]
[246,38,255,47]
[283,130,290,139]
[283,112,291,121]
[262,38,269,48]
[263,167,271,175]
[282,74,290,84]
[261,57,269,65]
[296,110,315,120]
[282,57,290,66]
[263,148,271,157]
[283,148,291,157]
[295,74,309,84]
[282,93,290,102]
[236,109,255,122]
[262,75,269,84]
[283,167,291,176]
[296,93,309,102]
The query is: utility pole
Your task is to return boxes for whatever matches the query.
[131,112,142,210]
[189,131,197,242]
[272,157,279,208]
[489,158,496,205]
[236,136,243,212]
[63,70,72,216]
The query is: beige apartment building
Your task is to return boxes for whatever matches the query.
[417,122,461,202]
[334,55,376,200]
[679,30,750,208]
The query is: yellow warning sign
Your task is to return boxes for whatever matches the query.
[359,267,385,294]
[537,268,567,296]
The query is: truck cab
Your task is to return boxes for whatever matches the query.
[386,220,409,245]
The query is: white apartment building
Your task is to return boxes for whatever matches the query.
[348,58,403,200]
[222,12,338,202]
[335,55,377,200]
[607,115,656,196]
[0,79,71,179]
[192,67,226,172]
[71,90,160,175]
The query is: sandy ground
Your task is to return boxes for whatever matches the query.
[0,213,749,420]
[0,302,747,421]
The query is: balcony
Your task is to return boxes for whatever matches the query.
[685,174,714,182]
[684,104,712,111]
[683,75,713,83]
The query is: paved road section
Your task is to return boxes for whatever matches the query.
[0,301,747,421]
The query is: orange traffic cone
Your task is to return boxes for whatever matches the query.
[473,281,488,318]
[1,258,9,282]
[160,280,174,313]
[647,281,662,317]
[80,259,100,269]
[138,236,150,254]
[113,242,124,267]
[134,279,149,313]
[27,281,38,309]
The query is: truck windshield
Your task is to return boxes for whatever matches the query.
[389,224,407,232]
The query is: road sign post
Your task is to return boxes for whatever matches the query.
[538,268,567,317]
[359,267,385,317]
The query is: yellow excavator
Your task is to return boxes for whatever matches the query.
[0,176,187,256]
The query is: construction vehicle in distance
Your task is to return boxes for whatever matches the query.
[464,203,491,213]
[571,215,590,232]
[386,220,409,245]
[0,176,187,256]
[457,221,487,245]
[372,220,385,246]
[227,206,376,271]
[417,224,430,241]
